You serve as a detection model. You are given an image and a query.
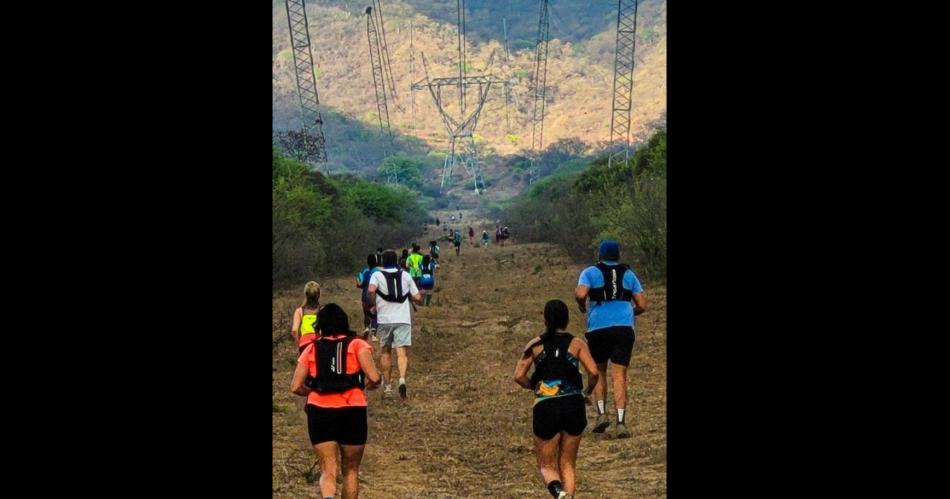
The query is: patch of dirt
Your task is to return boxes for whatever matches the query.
[273,212,666,497]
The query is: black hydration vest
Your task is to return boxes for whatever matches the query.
[587,262,634,303]
[528,332,583,392]
[377,269,410,303]
[305,336,366,394]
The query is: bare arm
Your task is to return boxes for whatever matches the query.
[357,347,381,388]
[632,292,647,316]
[367,283,378,312]
[290,361,310,396]
[513,338,540,390]
[573,339,600,396]
[575,285,589,314]
[411,292,424,305]
[291,308,301,341]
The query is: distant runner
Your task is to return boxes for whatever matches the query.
[574,240,647,438]
[429,240,441,263]
[468,226,475,244]
[407,244,424,287]
[356,254,380,341]
[453,230,462,256]
[481,230,491,247]
[292,281,322,354]
[500,226,511,246]
[419,255,437,306]
[513,300,599,499]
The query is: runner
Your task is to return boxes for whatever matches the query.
[356,254,380,341]
[513,300,599,499]
[574,240,647,438]
[435,217,440,227]
[418,255,438,306]
[453,229,462,256]
[399,248,410,270]
[429,240,441,263]
[291,303,381,499]
[468,226,475,244]
[367,250,424,399]
[481,230,491,247]
[291,281,321,354]
[406,244,424,287]
[495,225,501,244]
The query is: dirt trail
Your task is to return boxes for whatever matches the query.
[273,212,667,498]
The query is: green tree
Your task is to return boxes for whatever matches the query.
[377,155,424,189]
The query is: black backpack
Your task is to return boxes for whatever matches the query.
[528,332,583,392]
[305,336,366,393]
[377,269,410,303]
[587,262,634,303]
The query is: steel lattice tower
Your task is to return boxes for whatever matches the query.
[528,0,550,184]
[284,0,328,164]
[366,6,392,138]
[608,0,639,167]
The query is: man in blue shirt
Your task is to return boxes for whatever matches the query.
[574,240,647,439]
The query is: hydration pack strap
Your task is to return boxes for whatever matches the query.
[588,263,634,303]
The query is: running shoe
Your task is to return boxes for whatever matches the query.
[592,413,610,433]
[398,381,408,400]
[614,422,631,439]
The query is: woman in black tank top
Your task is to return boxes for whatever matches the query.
[513,300,600,499]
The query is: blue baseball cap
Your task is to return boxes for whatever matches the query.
[598,240,620,260]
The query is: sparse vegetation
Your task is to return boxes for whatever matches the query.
[492,128,667,280]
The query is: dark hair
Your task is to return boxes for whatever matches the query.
[412,244,420,252]
[401,249,409,257]
[422,255,431,270]
[381,250,397,267]
[317,303,355,337]
[543,300,570,334]
[367,254,377,267]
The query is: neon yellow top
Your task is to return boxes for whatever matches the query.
[300,309,318,336]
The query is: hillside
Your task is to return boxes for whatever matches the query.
[273,0,666,189]
[272,213,667,497]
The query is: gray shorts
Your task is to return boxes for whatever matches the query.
[378,323,412,348]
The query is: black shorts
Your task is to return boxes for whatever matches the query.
[585,326,635,366]
[533,395,587,440]
[305,405,368,446]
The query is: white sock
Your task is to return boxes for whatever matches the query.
[399,377,406,385]
[617,408,625,424]
[596,400,606,415]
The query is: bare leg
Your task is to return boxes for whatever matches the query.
[340,444,365,499]
[593,362,609,411]
[534,433,562,488]
[396,346,410,380]
[380,345,393,385]
[314,442,340,499]
[558,432,582,494]
[611,363,629,411]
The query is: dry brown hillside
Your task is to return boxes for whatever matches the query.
[272,210,667,497]
[273,0,666,159]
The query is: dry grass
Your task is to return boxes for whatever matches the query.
[273,211,666,498]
